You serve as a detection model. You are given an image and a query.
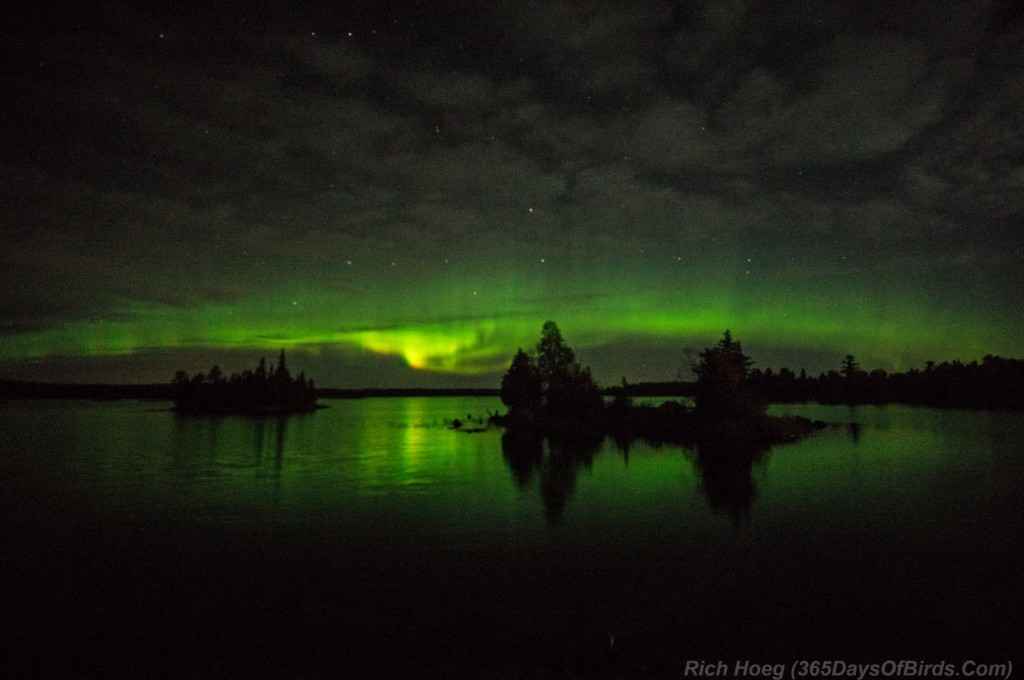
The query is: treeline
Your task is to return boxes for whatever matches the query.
[500,328,1024,411]
[172,350,318,414]
[0,380,175,400]
[621,355,1024,409]
[500,321,604,420]
[745,354,1024,409]
[497,325,817,447]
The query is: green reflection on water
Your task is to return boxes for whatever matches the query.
[2,397,1021,673]
[3,398,1021,546]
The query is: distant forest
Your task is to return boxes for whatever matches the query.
[628,354,1024,410]
[171,350,317,414]
[0,352,1022,410]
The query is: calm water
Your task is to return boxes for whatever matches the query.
[1,398,1021,678]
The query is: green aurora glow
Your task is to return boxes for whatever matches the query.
[2,255,1018,384]
[3,3,1023,385]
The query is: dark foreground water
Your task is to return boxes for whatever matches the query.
[1,398,1021,678]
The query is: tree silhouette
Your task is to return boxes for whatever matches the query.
[693,330,763,418]
[500,348,543,413]
[841,354,860,378]
[172,350,317,414]
[499,321,602,419]
[536,320,576,385]
[534,321,601,417]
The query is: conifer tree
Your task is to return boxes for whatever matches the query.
[693,330,763,418]
[500,349,543,412]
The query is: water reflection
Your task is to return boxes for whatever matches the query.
[172,412,289,462]
[501,428,543,489]
[169,412,296,511]
[847,420,862,442]
[501,426,604,524]
[690,439,767,525]
[501,423,770,524]
[542,431,603,524]
[1,399,1020,678]
[260,416,287,507]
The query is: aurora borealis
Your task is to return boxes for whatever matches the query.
[4,1,1023,387]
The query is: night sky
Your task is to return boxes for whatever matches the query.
[4,1,1023,387]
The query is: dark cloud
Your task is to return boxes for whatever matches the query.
[2,0,1022,382]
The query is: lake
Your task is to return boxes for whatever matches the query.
[1,398,1021,679]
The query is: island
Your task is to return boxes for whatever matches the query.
[171,350,319,415]
[492,322,822,448]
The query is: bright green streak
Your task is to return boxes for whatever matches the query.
[1,260,1017,378]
